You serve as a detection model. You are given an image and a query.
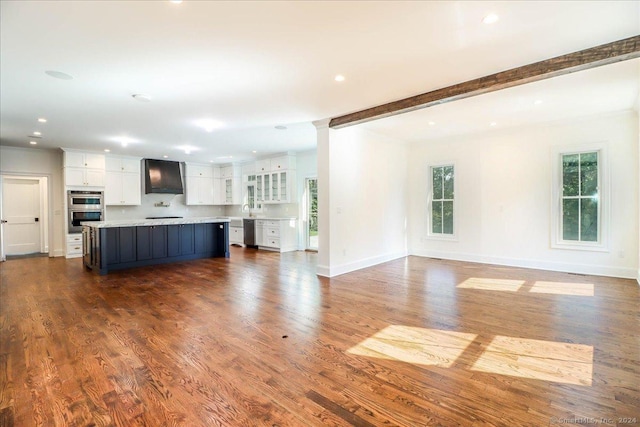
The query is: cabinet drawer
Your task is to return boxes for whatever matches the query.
[230,226,244,243]
[265,220,279,227]
[67,242,83,254]
[256,220,266,226]
[264,237,280,248]
[265,227,279,237]
[67,234,83,244]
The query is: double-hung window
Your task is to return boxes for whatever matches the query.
[553,145,607,250]
[561,152,599,242]
[429,165,455,236]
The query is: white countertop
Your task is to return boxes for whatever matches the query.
[83,216,230,228]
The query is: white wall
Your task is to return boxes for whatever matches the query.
[409,111,639,279]
[0,146,65,257]
[317,125,409,276]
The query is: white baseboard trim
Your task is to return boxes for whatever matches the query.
[316,264,331,277]
[637,269,640,286]
[410,249,637,280]
[316,251,408,278]
[52,249,64,257]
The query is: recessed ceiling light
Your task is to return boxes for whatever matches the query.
[275,125,287,130]
[104,149,111,152]
[482,13,499,24]
[29,141,37,145]
[114,136,137,147]
[45,70,73,80]
[38,118,47,123]
[534,99,543,105]
[170,0,183,3]
[132,94,151,102]
[163,155,169,158]
[428,121,435,126]
[178,145,197,155]
[194,119,223,133]
[252,150,257,154]
[490,122,497,126]
[33,131,42,136]
[334,75,345,82]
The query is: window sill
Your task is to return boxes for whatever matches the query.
[551,241,609,253]
[425,234,458,242]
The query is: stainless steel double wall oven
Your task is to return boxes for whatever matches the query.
[67,190,104,233]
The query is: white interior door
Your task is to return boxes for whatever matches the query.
[1,178,41,255]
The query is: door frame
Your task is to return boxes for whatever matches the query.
[304,176,318,251]
[0,173,52,260]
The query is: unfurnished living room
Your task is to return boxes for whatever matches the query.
[0,1,639,426]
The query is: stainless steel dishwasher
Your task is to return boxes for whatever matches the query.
[243,218,257,248]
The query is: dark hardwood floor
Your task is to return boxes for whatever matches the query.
[1,247,639,426]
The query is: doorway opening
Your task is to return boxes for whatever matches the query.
[305,178,318,251]
[0,175,49,261]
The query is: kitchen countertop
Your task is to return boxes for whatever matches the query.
[82,216,230,228]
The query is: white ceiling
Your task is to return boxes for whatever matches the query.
[1,1,638,163]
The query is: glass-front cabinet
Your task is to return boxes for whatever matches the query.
[244,155,296,206]
[268,171,289,203]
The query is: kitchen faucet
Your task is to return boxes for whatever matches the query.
[242,204,253,218]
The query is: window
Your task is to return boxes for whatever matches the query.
[429,165,454,236]
[561,152,599,242]
[552,144,608,251]
[244,174,262,212]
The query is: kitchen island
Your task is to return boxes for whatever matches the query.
[82,217,229,275]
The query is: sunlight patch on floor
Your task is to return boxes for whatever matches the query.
[347,325,593,386]
[457,277,594,296]
[471,335,593,386]
[529,281,594,296]
[346,325,477,368]
[457,277,525,292]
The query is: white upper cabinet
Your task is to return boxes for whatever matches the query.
[185,163,215,205]
[270,155,295,171]
[63,150,105,187]
[65,151,105,169]
[219,165,242,204]
[106,156,140,173]
[256,159,271,173]
[186,163,214,178]
[105,155,141,205]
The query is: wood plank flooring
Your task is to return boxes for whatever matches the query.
[1,247,639,426]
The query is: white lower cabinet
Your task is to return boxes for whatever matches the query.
[230,226,244,245]
[255,219,297,252]
[66,233,83,258]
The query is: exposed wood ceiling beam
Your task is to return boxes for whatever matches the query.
[329,35,640,129]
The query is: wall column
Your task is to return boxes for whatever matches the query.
[313,119,332,277]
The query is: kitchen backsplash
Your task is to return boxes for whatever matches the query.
[105,193,298,220]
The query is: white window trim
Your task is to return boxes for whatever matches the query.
[550,142,610,252]
[427,162,458,241]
